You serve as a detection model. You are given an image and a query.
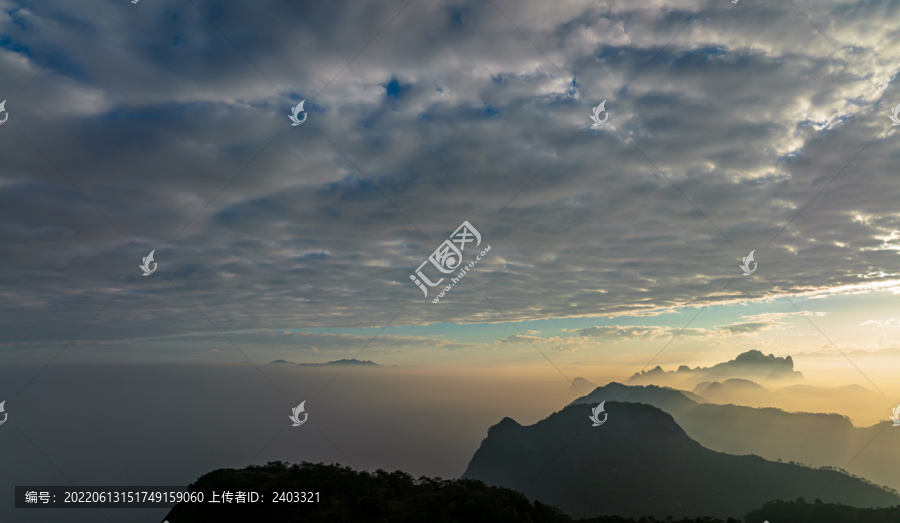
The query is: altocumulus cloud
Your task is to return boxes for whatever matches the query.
[1,0,899,353]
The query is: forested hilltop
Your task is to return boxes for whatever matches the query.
[165,461,900,522]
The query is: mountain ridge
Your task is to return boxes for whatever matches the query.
[627,350,803,386]
[569,382,900,493]
[463,401,900,519]
[268,358,382,367]
[164,461,900,522]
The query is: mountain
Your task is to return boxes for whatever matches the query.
[772,383,882,417]
[462,402,900,520]
[745,498,900,523]
[165,461,900,522]
[569,377,598,396]
[693,379,883,422]
[571,383,900,493]
[628,350,803,387]
[567,382,706,412]
[164,461,749,522]
[268,358,382,366]
[694,378,768,398]
[165,461,574,522]
[295,358,381,367]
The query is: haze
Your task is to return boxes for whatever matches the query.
[3,0,900,521]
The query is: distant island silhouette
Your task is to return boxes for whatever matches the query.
[268,358,381,367]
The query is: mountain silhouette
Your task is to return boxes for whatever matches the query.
[567,382,705,412]
[628,350,803,386]
[164,461,900,522]
[744,498,900,523]
[295,358,381,366]
[693,379,883,422]
[694,378,767,397]
[165,461,574,522]
[268,358,382,366]
[571,383,900,490]
[571,382,900,493]
[569,377,599,396]
[462,401,900,520]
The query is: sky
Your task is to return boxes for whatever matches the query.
[2,0,899,382]
[1,0,900,520]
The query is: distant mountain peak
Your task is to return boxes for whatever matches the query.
[569,377,599,396]
[294,359,381,367]
[628,350,803,386]
[568,382,705,415]
[733,349,792,366]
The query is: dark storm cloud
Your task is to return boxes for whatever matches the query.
[1,0,899,351]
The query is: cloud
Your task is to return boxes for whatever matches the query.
[860,318,900,327]
[578,325,682,342]
[1,0,899,353]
